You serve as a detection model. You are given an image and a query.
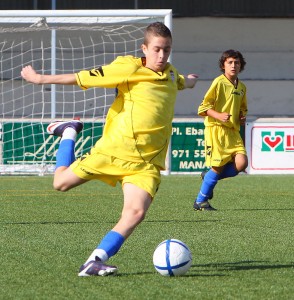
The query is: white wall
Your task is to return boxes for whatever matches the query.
[172,17,294,117]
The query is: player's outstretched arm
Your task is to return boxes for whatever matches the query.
[21,65,77,85]
[184,74,198,88]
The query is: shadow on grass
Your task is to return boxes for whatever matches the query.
[115,270,226,277]
[80,260,294,277]
[226,208,294,211]
[191,260,294,273]
[111,261,294,277]
[117,270,226,277]
[145,219,221,223]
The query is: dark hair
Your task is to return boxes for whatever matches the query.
[143,22,172,45]
[219,49,246,73]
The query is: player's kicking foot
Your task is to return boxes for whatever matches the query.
[46,119,83,136]
[78,260,118,277]
[200,170,213,200]
[193,201,216,211]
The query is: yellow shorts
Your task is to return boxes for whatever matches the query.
[205,125,246,167]
[70,151,161,198]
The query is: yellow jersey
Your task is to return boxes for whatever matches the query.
[75,56,185,169]
[198,74,247,131]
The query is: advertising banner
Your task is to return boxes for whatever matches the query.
[0,120,208,174]
[170,120,206,173]
[0,119,252,174]
[1,122,103,164]
[246,119,294,174]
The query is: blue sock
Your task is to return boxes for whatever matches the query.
[196,170,220,203]
[219,163,238,180]
[55,139,75,168]
[97,231,125,259]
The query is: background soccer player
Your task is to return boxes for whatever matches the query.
[21,22,198,276]
[193,49,248,211]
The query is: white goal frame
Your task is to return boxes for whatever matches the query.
[0,9,172,175]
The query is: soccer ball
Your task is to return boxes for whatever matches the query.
[153,239,192,276]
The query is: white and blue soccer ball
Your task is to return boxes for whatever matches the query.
[153,239,192,276]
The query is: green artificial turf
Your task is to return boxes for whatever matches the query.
[0,175,293,299]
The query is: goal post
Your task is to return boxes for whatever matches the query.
[0,9,172,175]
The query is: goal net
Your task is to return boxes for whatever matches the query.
[0,9,172,175]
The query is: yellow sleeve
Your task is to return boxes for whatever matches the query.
[75,56,141,90]
[198,79,218,116]
[177,74,186,90]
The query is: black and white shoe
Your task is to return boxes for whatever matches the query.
[47,119,83,137]
[78,259,118,277]
[193,201,217,211]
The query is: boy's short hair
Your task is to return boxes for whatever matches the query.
[219,49,246,72]
[143,22,172,45]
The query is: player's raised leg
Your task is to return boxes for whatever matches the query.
[219,154,248,179]
[194,154,248,211]
[47,119,87,191]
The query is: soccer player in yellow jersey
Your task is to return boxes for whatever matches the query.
[21,22,198,276]
[193,49,248,211]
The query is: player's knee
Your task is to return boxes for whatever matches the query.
[236,158,248,172]
[235,154,248,172]
[135,209,146,223]
[242,156,248,170]
[127,208,146,225]
[53,180,70,192]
